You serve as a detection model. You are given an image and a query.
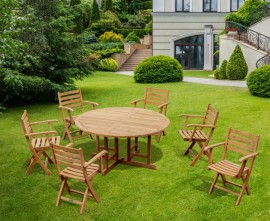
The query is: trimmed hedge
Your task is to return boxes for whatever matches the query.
[247,65,270,97]
[98,31,123,43]
[117,29,147,38]
[99,58,118,72]
[125,31,141,44]
[134,55,183,83]
[214,60,228,79]
[226,45,248,80]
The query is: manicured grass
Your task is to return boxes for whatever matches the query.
[184,70,214,78]
[1,72,270,221]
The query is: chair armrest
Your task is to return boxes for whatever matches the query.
[65,143,74,148]
[158,102,169,109]
[239,152,259,163]
[83,101,99,110]
[187,124,215,129]
[59,105,74,112]
[131,98,144,107]
[158,102,169,115]
[204,142,226,151]
[30,120,58,126]
[178,114,204,118]
[25,131,58,137]
[84,150,108,167]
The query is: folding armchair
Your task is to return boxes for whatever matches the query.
[21,110,60,176]
[131,87,169,142]
[178,104,219,166]
[50,143,107,214]
[205,128,260,205]
[58,89,99,143]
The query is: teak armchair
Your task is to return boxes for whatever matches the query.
[21,110,60,176]
[205,128,259,205]
[131,87,169,142]
[178,104,219,166]
[58,89,99,143]
[50,143,107,214]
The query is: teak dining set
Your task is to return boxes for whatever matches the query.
[21,87,260,214]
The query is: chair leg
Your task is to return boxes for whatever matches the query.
[209,173,219,194]
[221,175,227,187]
[57,178,67,206]
[242,175,251,195]
[25,156,36,176]
[183,142,196,156]
[190,143,205,166]
[35,154,52,175]
[236,172,251,205]
[43,152,53,164]
[80,187,89,214]
[86,180,100,203]
[63,123,73,143]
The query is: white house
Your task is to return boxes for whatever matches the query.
[152,0,245,70]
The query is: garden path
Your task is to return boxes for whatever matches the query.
[116,71,247,88]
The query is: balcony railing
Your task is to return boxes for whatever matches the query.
[225,21,270,53]
[256,53,270,68]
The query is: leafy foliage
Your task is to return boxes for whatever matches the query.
[98,58,118,71]
[118,28,147,38]
[126,14,146,28]
[214,60,228,79]
[103,0,113,12]
[134,55,183,83]
[125,31,141,44]
[247,65,270,97]
[98,31,123,43]
[226,45,248,80]
[225,0,267,26]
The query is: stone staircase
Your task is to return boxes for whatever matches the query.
[118,49,152,71]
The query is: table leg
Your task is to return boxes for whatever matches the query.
[104,137,109,170]
[127,137,131,161]
[147,135,151,165]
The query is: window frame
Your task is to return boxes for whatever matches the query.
[203,0,218,12]
[175,0,190,12]
[230,0,245,12]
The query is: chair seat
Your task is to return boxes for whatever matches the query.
[32,136,61,150]
[208,160,248,178]
[60,164,99,181]
[178,130,208,141]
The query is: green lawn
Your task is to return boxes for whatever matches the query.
[1,72,270,221]
[183,70,214,78]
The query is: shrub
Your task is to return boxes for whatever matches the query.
[247,65,270,97]
[134,55,183,83]
[79,31,97,44]
[99,58,118,71]
[125,31,141,44]
[226,45,248,80]
[126,14,146,29]
[145,20,152,35]
[117,29,147,38]
[87,42,124,50]
[214,68,221,79]
[215,60,228,79]
[98,31,123,43]
[90,0,100,23]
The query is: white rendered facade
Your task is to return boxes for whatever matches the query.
[152,0,244,70]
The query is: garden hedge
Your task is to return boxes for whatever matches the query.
[99,58,118,72]
[134,55,183,83]
[214,60,228,79]
[125,31,141,44]
[247,65,270,97]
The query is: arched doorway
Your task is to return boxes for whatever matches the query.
[175,35,204,70]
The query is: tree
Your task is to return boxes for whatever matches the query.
[104,0,112,11]
[226,45,248,80]
[101,0,106,11]
[70,0,81,6]
[90,0,100,23]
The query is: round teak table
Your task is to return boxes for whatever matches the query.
[75,107,170,174]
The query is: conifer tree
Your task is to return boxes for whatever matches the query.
[101,0,106,11]
[121,0,127,12]
[70,0,81,6]
[104,0,112,12]
[90,0,100,23]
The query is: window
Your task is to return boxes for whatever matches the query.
[203,0,217,12]
[176,0,190,12]
[231,0,245,12]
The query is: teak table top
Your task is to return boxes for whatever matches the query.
[75,107,170,138]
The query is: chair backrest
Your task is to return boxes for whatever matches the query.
[143,88,169,113]
[51,144,86,175]
[203,104,219,127]
[223,128,260,161]
[21,110,33,136]
[58,89,84,112]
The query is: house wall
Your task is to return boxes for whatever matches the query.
[250,17,270,39]
[220,35,268,73]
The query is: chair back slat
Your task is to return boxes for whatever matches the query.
[21,110,33,135]
[52,144,85,171]
[224,128,260,159]
[144,88,169,108]
[203,104,219,126]
[58,89,83,111]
